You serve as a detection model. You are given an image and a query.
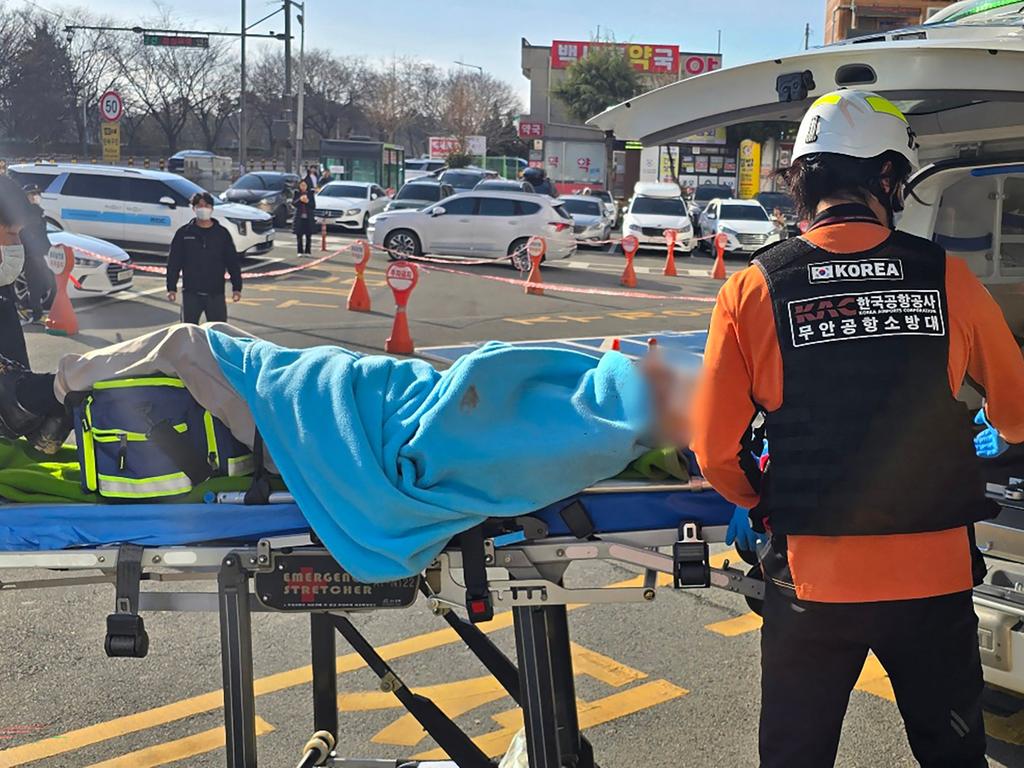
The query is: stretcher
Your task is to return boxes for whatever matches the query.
[0,477,762,768]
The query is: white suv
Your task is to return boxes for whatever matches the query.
[368,191,577,260]
[9,163,275,257]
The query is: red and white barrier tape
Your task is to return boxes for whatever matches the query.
[416,263,717,303]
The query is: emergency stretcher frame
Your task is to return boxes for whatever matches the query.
[0,480,765,768]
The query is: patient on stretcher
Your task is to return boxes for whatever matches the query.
[0,324,695,580]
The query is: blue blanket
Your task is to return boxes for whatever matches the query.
[207,332,652,581]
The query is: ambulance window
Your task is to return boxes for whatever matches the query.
[1000,177,1024,277]
[933,174,996,279]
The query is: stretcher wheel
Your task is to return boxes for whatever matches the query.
[105,632,149,658]
[744,565,765,617]
[676,561,710,587]
[298,730,336,767]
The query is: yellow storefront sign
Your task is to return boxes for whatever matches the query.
[737,139,761,199]
[101,122,120,163]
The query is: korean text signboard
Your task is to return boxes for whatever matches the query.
[99,90,122,163]
[738,139,761,199]
[550,41,722,77]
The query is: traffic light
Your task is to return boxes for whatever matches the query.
[142,34,209,48]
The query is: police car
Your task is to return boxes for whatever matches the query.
[8,163,275,257]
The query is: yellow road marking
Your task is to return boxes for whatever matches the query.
[0,612,516,768]
[709,549,738,569]
[854,654,895,702]
[706,612,763,637]
[413,679,689,760]
[569,642,648,686]
[82,717,274,768]
[276,299,338,309]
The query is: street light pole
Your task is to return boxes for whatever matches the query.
[239,0,247,172]
[283,0,292,170]
[293,3,305,176]
[453,60,483,75]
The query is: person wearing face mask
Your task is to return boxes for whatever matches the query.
[166,192,242,324]
[0,175,33,367]
[18,185,55,326]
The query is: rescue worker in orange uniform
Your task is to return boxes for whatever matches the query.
[690,89,1024,767]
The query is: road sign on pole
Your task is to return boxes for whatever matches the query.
[143,34,209,48]
[99,90,123,123]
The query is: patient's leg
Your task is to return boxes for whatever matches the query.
[5,323,270,465]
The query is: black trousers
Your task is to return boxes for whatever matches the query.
[759,584,987,768]
[295,231,312,254]
[181,291,227,325]
[0,289,29,367]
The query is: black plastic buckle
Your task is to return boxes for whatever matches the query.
[466,593,494,623]
[673,522,710,589]
[105,544,150,658]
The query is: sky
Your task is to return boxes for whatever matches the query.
[35,0,827,106]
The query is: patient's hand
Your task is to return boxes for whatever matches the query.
[643,354,694,447]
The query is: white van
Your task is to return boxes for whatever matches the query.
[622,182,695,252]
[590,0,1024,695]
[8,163,276,257]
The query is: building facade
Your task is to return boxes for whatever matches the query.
[824,0,957,43]
[519,39,724,196]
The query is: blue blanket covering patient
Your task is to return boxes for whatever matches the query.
[207,332,654,581]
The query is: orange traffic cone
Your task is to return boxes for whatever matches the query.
[620,235,639,288]
[347,240,371,313]
[663,230,678,277]
[384,261,419,355]
[45,245,78,336]
[385,307,414,354]
[525,236,546,296]
[712,233,728,281]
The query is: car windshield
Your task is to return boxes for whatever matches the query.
[163,175,221,205]
[631,197,685,216]
[757,193,795,211]
[441,171,481,188]
[720,204,769,221]
[694,186,732,202]
[319,184,367,198]
[562,199,602,216]
[232,175,265,190]
[396,184,441,201]
[591,191,612,203]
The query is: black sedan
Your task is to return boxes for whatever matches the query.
[220,172,301,227]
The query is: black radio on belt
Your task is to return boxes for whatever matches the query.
[673,522,710,589]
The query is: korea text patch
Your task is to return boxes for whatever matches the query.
[808,259,904,284]
[788,290,944,348]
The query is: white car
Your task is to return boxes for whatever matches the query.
[314,182,391,231]
[560,195,613,243]
[622,182,695,252]
[8,163,275,257]
[588,0,1024,695]
[368,191,577,260]
[14,224,133,312]
[404,158,447,181]
[697,198,783,256]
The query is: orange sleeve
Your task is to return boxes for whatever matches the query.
[689,267,782,509]
[947,256,1024,443]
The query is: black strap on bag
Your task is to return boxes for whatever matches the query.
[243,428,273,505]
[147,419,213,486]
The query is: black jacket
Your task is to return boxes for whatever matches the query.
[18,205,56,311]
[166,219,242,295]
[292,189,317,233]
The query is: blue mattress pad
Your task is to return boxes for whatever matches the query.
[0,488,732,553]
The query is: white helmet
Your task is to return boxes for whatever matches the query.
[791,90,919,170]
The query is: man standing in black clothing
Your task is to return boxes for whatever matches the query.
[19,185,55,326]
[166,192,242,323]
[0,175,32,366]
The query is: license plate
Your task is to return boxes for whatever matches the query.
[117,269,132,282]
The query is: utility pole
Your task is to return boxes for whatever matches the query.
[804,22,811,50]
[283,0,292,171]
[293,3,305,176]
[240,0,247,172]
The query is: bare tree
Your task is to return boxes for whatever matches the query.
[60,10,124,155]
[247,49,285,153]
[187,46,238,151]
[361,57,421,143]
[0,4,26,138]
[302,50,365,141]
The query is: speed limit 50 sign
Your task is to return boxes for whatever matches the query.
[99,90,123,123]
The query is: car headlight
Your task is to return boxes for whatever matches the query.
[345,208,361,216]
[627,223,641,232]
[720,226,738,236]
[73,254,102,268]
[225,217,248,236]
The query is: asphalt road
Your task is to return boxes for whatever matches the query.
[2,232,1023,768]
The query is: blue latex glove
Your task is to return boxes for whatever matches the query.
[726,506,762,551]
[974,409,1009,459]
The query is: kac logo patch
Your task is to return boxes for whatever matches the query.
[808,259,903,284]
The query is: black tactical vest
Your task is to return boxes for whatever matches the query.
[752,205,996,536]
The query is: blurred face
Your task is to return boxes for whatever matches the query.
[0,223,22,244]
[28,193,40,206]
[193,200,213,221]
[298,181,308,193]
